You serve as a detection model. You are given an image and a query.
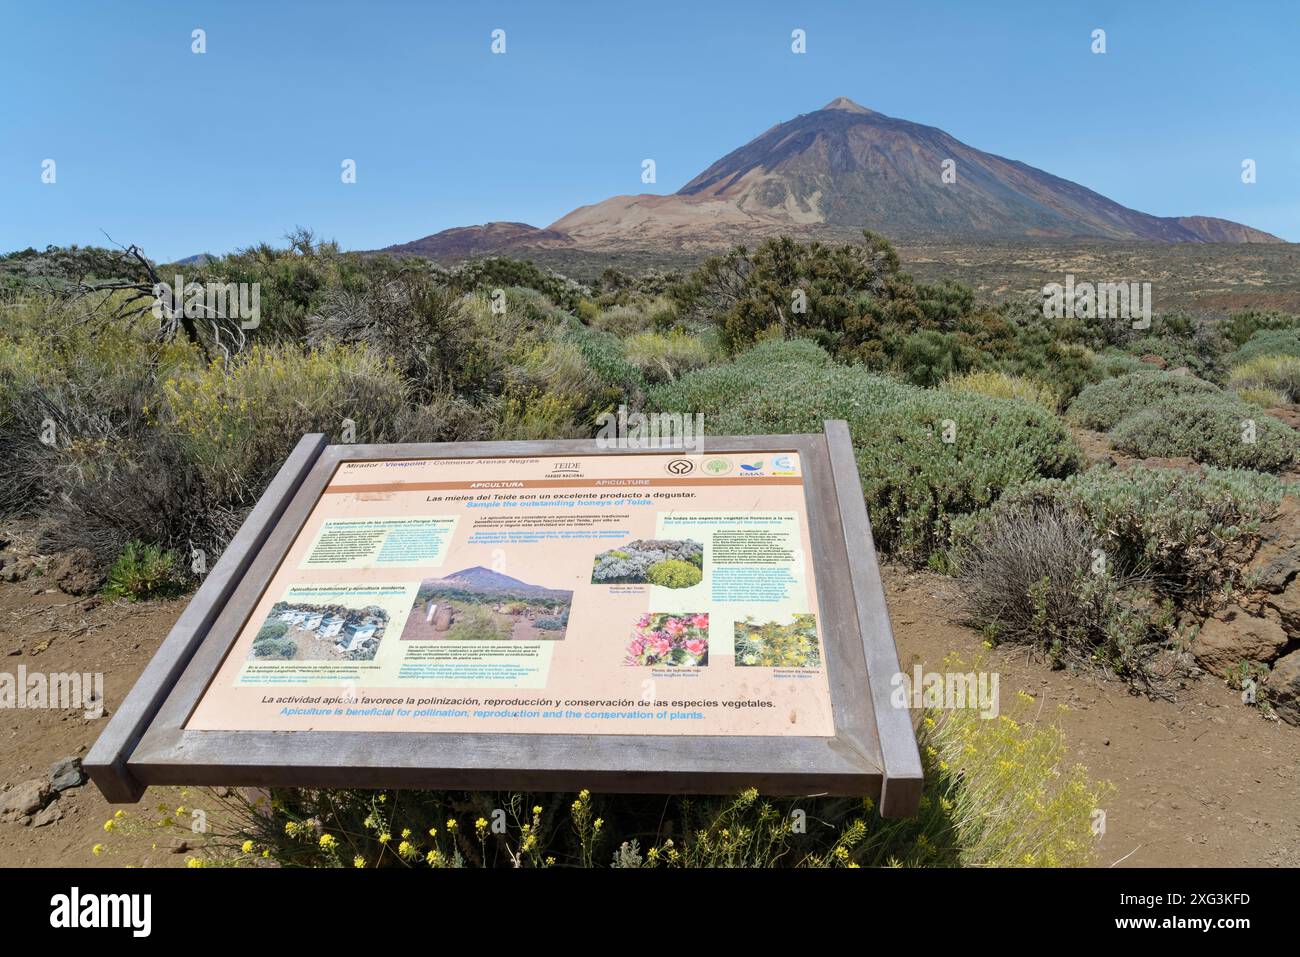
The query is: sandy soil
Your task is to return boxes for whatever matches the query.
[1,562,1296,867]
[0,582,217,867]
[885,565,1300,868]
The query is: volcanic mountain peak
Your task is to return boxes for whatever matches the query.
[380,98,1282,259]
[821,96,874,114]
[432,566,571,600]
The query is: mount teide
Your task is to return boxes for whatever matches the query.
[379,97,1281,260]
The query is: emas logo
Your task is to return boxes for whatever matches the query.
[50,887,151,937]
[739,460,764,472]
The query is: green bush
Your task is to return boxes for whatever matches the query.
[252,637,297,658]
[623,329,716,383]
[653,343,1081,565]
[645,559,703,589]
[1109,394,1299,472]
[894,330,975,387]
[164,342,409,501]
[103,541,181,601]
[1229,354,1300,404]
[1220,310,1300,349]
[1227,327,1300,366]
[444,257,586,313]
[1091,351,1161,379]
[1066,371,1219,431]
[256,620,289,642]
[953,464,1288,610]
[942,370,1059,411]
[673,232,918,355]
[589,296,678,336]
[1121,333,1224,383]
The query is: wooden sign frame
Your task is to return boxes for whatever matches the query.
[86,421,923,817]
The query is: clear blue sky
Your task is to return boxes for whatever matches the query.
[2,0,1296,259]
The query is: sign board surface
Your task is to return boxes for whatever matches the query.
[188,451,835,737]
[87,423,922,816]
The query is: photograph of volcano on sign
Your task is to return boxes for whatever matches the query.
[399,566,573,641]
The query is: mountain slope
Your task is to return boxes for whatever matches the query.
[426,566,571,600]
[379,222,571,260]
[382,98,1282,257]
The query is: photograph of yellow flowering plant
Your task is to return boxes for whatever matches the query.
[733,614,823,668]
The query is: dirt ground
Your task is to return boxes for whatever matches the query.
[0,562,1296,867]
[886,566,1300,868]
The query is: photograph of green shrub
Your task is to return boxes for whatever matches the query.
[733,613,823,668]
[590,539,704,587]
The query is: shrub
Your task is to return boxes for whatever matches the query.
[252,637,297,658]
[734,614,822,667]
[1220,310,1300,349]
[1234,386,1290,409]
[560,323,646,397]
[445,605,509,641]
[645,558,703,589]
[894,330,975,387]
[1091,351,1160,379]
[955,464,1287,611]
[591,539,704,584]
[1228,327,1300,366]
[389,393,495,444]
[1229,354,1300,404]
[256,620,289,642]
[0,295,198,519]
[1109,394,1299,472]
[956,501,1162,678]
[304,278,480,400]
[589,296,678,336]
[164,342,409,502]
[1065,371,1219,431]
[623,329,716,383]
[942,370,1059,411]
[444,257,586,313]
[509,341,609,410]
[1121,332,1225,383]
[654,345,1082,565]
[103,541,181,601]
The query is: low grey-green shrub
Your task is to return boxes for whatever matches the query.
[653,342,1082,565]
[1108,394,1299,472]
[1228,327,1300,366]
[253,637,297,658]
[1065,371,1219,431]
[953,464,1288,609]
[956,501,1162,678]
[1091,352,1163,379]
